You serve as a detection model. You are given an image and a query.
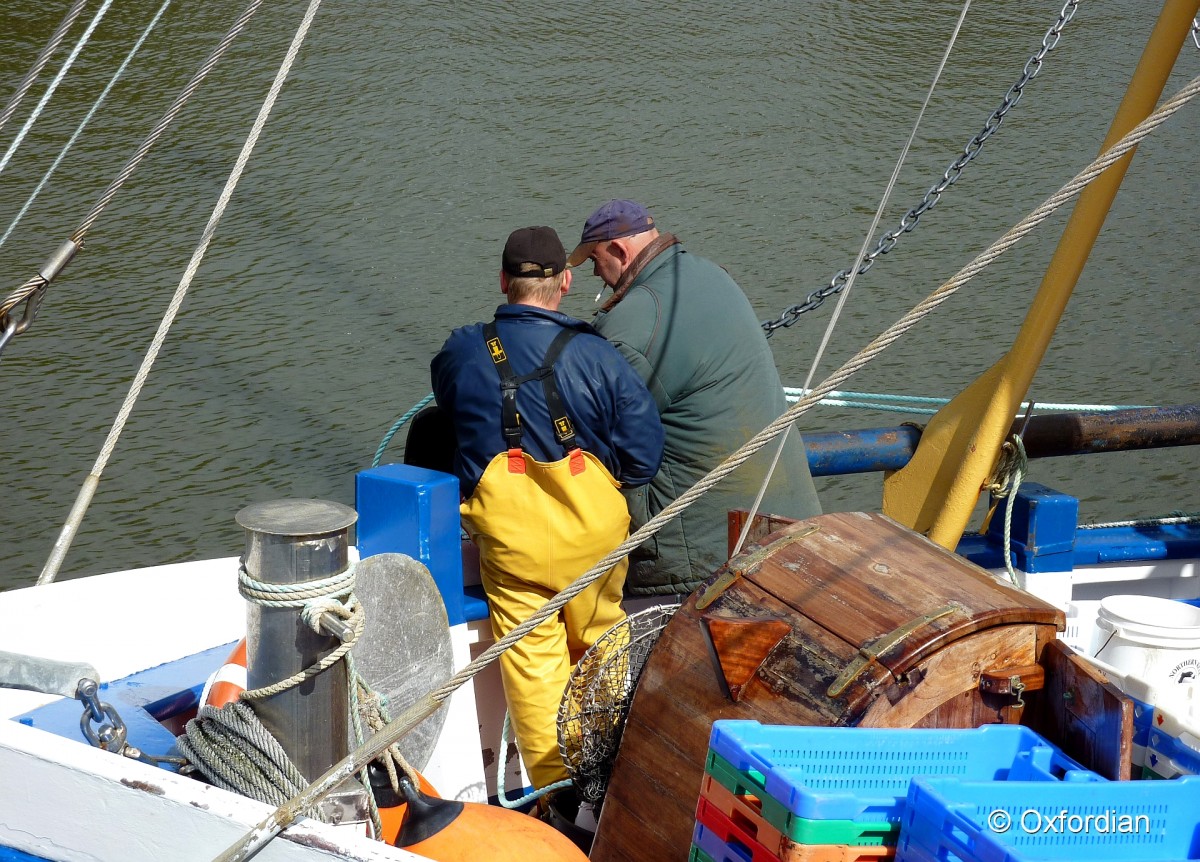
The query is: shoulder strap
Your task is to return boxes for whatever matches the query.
[480,323,581,455]
[482,321,523,449]
[539,329,579,454]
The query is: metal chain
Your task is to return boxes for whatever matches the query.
[761,0,1080,335]
[75,677,192,768]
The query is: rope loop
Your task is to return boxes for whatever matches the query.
[237,561,355,605]
[300,595,353,635]
[984,435,1029,499]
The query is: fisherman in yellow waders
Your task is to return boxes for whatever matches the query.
[431,226,664,792]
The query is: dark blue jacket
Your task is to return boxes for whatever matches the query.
[431,305,664,497]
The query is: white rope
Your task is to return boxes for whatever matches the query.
[731,0,974,560]
[783,388,1153,415]
[234,564,362,699]
[982,436,1029,585]
[0,0,115,178]
[0,0,173,251]
[37,0,327,586]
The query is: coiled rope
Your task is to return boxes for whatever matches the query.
[982,435,1030,585]
[36,0,319,585]
[0,0,174,251]
[179,560,416,839]
[0,0,89,137]
[0,0,115,179]
[214,64,1200,862]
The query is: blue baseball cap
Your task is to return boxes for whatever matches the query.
[566,200,655,267]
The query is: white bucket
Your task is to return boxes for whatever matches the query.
[1091,595,1200,697]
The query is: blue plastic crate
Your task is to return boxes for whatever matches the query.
[900,774,1200,861]
[708,721,1101,829]
[1146,726,1200,780]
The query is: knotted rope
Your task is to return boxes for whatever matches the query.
[983,435,1030,585]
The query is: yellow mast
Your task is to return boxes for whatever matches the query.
[882,0,1200,549]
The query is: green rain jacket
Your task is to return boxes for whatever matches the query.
[592,238,822,596]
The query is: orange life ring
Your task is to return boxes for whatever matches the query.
[200,638,248,708]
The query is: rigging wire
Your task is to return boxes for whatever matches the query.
[0,0,174,252]
[760,0,1081,334]
[214,61,1200,862]
[0,0,269,360]
[731,0,974,562]
[37,0,322,586]
[0,0,116,179]
[0,0,89,137]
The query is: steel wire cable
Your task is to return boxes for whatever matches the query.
[0,0,89,137]
[0,0,174,252]
[0,0,267,353]
[37,0,322,584]
[0,0,116,179]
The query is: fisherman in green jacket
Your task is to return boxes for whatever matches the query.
[566,200,822,596]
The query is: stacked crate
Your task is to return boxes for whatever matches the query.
[898,774,1200,861]
[1144,696,1200,779]
[692,722,1098,862]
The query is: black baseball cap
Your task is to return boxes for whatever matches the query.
[502,226,566,278]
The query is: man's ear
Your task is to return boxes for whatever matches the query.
[499,271,509,294]
[611,238,634,266]
[560,269,572,296]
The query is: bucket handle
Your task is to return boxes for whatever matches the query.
[1093,626,1120,658]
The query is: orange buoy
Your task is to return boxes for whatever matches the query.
[370,762,441,846]
[392,775,588,861]
[199,638,247,708]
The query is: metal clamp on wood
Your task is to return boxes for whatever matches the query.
[980,664,1045,708]
[695,524,819,610]
[827,604,959,699]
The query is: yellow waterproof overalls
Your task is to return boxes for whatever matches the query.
[459,324,630,789]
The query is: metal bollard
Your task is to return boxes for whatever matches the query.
[235,499,367,827]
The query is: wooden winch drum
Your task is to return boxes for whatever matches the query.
[589,511,1079,862]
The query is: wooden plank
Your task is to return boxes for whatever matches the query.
[1030,639,1133,780]
[745,514,1062,683]
[727,509,800,556]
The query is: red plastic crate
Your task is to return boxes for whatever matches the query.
[701,772,789,852]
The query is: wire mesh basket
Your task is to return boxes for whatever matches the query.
[557,603,678,804]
